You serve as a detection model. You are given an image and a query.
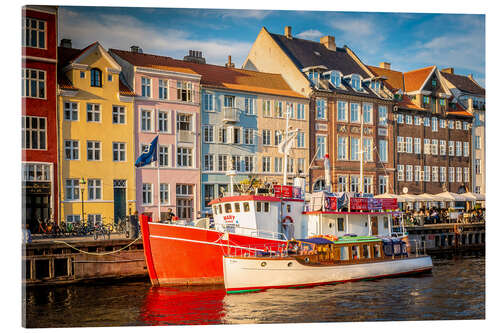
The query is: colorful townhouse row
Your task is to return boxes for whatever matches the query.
[22,6,485,230]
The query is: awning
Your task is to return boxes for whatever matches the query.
[462,192,485,201]
[374,193,405,203]
[433,191,469,202]
[399,194,420,202]
[415,193,439,202]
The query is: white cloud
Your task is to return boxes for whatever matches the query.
[296,29,323,40]
[58,8,253,67]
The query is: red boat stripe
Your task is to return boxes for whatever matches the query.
[226,266,433,292]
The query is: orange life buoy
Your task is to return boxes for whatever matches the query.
[282,216,294,226]
[454,224,463,234]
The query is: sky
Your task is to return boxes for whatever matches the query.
[58,6,485,87]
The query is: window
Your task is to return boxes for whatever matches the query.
[297,158,305,173]
[363,138,373,161]
[397,136,405,153]
[475,159,481,174]
[363,103,373,124]
[274,157,283,173]
[177,81,193,102]
[378,106,388,126]
[245,97,255,115]
[424,166,430,182]
[337,101,347,121]
[448,141,455,156]
[22,68,45,98]
[158,111,168,132]
[439,119,446,128]
[87,141,101,161]
[243,202,250,212]
[464,142,469,157]
[297,104,305,120]
[262,129,271,146]
[331,71,341,88]
[159,183,169,205]
[414,138,421,154]
[406,137,413,153]
[432,167,439,182]
[375,140,386,163]
[176,184,193,196]
[338,136,348,160]
[350,103,360,122]
[231,156,241,172]
[159,79,168,100]
[275,100,283,118]
[80,71,85,79]
[87,103,101,122]
[88,179,102,200]
[475,186,480,194]
[263,100,272,117]
[218,127,227,144]
[474,136,481,149]
[176,113,192,131]
[90,68,102,87]
[204,154,214,171]
[350,137,360,161]
[414,116,421,126]
[440,167,446,183]
[423,96,430,105]
[351,75,361,91]
[449,167,455,182]
[431,117,438,132]
[456,121,462,130]
[64,140,79,160]
[456,167,462,182]
[65,179,80,200]
[244,156,254,172]
[406,115,413,125]
[296,132,305,148]
[448,121,454,129]
[218,155,228,171]
[22,116,46,150]
[415,165,421,182]
[200,125,213,143]
[262,156,271,172]
[316,98,326,120]
[431,139,438,155]
[463,121,469,131]
[142,183,152,205]
[363,177,373,194]
[112,106,125,124]
[370,80,381,92]
[338,176,347,192]
[378,176,388,194]
[159,146,169,167]
[88,214,102,226]
[177,147,193,167]
[406,165,413,181]
[113,142,126,161]
[203,92,214,111]
[424,117,430,127]
[439,140,446,156]
[397,165,404,181]
[456,142,462,157]
[397,114,404,124]
[350,176,359,192]
[64,102,78,121]
[140,110,152,132]
[204,184,214,208]
[424,139,430,155]
[243,128,254,145]
[464,167,470,182]
[23,17,46,48]
[108,74,113,82]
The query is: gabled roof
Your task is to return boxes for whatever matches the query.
[367,65,404,92]
[396,95,425,111]
[109,48,306,99]
[440,71,485,96]
[403,66,435,92]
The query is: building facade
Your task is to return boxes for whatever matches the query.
[22,6,59,232]
[440,68,485,195]
[110,48,202,222]
[243,27,395,194]
[57,42,136,225]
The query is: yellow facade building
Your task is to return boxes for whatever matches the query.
[57,41,136,225]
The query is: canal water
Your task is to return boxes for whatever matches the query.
[24,256,484,327]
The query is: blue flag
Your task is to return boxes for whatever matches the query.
[135,136,158,167]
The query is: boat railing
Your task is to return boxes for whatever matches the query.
[214,223,288,241]
[225,243,290,258]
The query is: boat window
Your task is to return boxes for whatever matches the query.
[234,202,240,213]
[256,202,262,212]
[243,202,250,212]
[212,206,217,216]
[264,202,269,212]
[383,242,393,256]
[352,245,360,260]
[362,244,370,258]
[393,242,401,256]
[373,244,381,258]
[340,246,349,260]
[287,204,291,213]
[383,217,389,229]
[337,218,345,232]
[225,203,232,213]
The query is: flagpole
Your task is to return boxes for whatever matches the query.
[283,105,289,185]
[157,136,161,222]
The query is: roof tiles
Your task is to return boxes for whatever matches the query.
[403,66,434,92]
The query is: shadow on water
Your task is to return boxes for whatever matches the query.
[24,257,484,327]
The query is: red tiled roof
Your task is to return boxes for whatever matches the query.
[403,66,434,92]
[396,95,425,111]
[446,110,473,117]
[367,65,404,92]
[119,79,135,96]
[58,74,77,90]
[109,49,306,99]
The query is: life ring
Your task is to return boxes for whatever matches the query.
[454,225,463,234]
[282,216,294,226]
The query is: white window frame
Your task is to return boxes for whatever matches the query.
[87,140,101,161]
[112,105,126,124]
[337,101,347,122]
[350,103,360,123]
[22,68,46,99]
[363,103,373,124]
[142,183,153,205]
[65,179,80,201]
[157,111,169,133]
[112,142,126,162]
[141,77,151,98]
[64,102,79,121]
[23,17,46,49]
[177,147,193,167]
[397,165,404,181]
[87,103,101,123]
[64,140,79,160]
[22,116,47,150]
[159,79,168,100]
[87,178,102,200]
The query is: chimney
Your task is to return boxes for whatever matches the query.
[285,26,292,39]
[468,74,474,79]
[60,38,72,48]
[320,35,336,51]
[130,45,143,53]
[183,50,206,64]
[379,62,391,70]
[468,97,473,111]
[442,67,454,74]
[225,55,235,68]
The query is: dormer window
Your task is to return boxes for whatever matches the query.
[308,70,320,87]
[370,80,381,92]
[423,96,430,105]
[351,74,361,91]
[330,71,341,88]
[90,68,102,87]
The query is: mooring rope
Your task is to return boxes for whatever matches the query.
[52,237,141,256]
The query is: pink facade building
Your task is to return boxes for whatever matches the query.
[110,48,201,222]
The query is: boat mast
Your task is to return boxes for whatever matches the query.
[360,107,364,194]
[283,104,290,186]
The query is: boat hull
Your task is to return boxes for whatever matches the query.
[223,256,433,293]
[140,217,286,286]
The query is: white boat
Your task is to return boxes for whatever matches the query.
[223,236,433,293]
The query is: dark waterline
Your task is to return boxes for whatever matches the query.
[24,256,485,327]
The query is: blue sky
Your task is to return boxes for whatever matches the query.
[59,6,485,86]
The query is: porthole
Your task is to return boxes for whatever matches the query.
[261,261,267,267]
[287,262,293,267]
[305,257,310,263]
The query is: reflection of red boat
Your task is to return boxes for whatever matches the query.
[140,285,226,325]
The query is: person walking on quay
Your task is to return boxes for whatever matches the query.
[165,208,175,224]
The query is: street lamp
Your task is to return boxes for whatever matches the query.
[80,177,86,223]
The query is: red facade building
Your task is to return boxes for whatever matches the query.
[22,6,58,232]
